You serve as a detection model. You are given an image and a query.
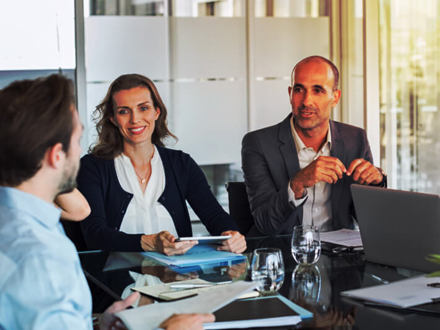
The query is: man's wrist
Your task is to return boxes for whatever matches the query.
[290,179,306,199]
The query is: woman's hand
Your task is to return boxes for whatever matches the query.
[140,231,197,256]
[217,230,246,253]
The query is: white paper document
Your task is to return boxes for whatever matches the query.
[117,281,257,330]
[341,275,440,308]
[133,279,233,301]
[320,229,363,247]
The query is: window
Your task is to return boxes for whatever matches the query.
[379,0,440,193]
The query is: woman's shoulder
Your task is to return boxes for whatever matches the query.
[156,146,192,162]
[80,153,116,172]
[156,146,200,175]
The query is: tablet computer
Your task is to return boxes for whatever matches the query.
[176,235,231,244]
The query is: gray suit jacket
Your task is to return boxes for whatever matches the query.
[241,114,375,235]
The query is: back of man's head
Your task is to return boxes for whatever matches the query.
[0,74,74,186]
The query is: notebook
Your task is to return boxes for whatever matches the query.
[342,275,440,308]
[141,244,246,269]
[351,184,440,273]
[117,281,257,330]
[204,295,313,329]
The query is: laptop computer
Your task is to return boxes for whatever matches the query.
[351,184,440,273]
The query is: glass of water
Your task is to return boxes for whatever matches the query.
[291,225,321,265]
[251,248,285,295]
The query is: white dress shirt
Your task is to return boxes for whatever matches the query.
[288,118,333,231]
[114,146,178,237]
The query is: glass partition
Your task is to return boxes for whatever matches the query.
[254,0,330,17]
[0,1,76,88]
[82,0,332,217]
[379,0,440,193]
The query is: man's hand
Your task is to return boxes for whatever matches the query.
[346,159,383,185]
[217,230,246,253]
[290,156,346,198]
[99,292,140,330]
[159,313,215,330]
[141,231,197,256]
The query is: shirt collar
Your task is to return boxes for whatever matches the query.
[0,187,61,229]
[290,116,332,152]
[119,145,159,164]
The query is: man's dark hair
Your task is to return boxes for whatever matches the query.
[0,74,74,186]
[291,55,340,90]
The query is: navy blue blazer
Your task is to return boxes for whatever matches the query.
[242,114,380,235]
[77,147,238,251]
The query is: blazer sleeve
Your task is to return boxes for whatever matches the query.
[182,155,239,235]
[77,156,143,252]
[359,129,387,188]
[241,132,298,235]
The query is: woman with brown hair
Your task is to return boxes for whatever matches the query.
[77,74,245,255]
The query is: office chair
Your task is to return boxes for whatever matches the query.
[61,220,88,251]
[226,181,255,235]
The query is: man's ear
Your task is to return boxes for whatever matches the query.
[332,89,341,106]
[288,86,293,104]
[46,143,65,169]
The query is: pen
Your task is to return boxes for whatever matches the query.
[170,284,213,289]
[170,281,231,289]
[368,273,390,284]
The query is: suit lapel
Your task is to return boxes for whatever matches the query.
[278,114,300,180]
[329,120,345,222]
[329,120,345,163]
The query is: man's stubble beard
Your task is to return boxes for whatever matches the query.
[57,159,79,195]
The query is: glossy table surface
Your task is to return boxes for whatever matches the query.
[79,235,440,329]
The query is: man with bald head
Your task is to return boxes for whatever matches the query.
[242,56,385,235]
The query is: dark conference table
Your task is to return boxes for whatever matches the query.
[79,235,440,329]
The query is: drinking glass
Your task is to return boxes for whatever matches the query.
[291,225,321,265]
[250,248,285,295]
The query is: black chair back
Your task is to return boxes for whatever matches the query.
[226,182,255,235]
[61,220,88,251]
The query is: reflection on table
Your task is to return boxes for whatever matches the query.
[79,235,440,329]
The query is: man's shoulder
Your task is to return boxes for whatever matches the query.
[331,120,366,133]
[330,120,367,140]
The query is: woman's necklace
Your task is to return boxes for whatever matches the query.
[133,149,154,185]
[135,165,150,184]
